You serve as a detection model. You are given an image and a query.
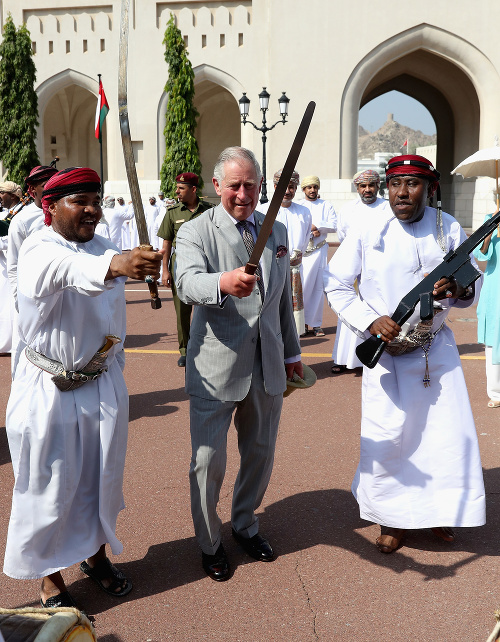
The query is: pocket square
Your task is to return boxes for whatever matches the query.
[276,245,288,258]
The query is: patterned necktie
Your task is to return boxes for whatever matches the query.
[238,220,265,300]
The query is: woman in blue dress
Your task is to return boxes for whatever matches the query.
[473,213,500,407]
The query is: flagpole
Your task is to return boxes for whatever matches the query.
[98,73,104,201]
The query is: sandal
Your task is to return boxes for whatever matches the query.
[313,327,325,337]
[431,527,455,542]
[80,557,132,597]
[376,528,405,553]
[488,399,500,408]
[40,590,77,608]
[331,363,347,374]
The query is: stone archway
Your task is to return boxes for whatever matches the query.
[157,64,242,198]
[341,24,500,226]
[36,70,106,179]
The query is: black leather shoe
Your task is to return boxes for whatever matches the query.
[177,355,186,367]
[201,543,230,581]
[231,528,274,562]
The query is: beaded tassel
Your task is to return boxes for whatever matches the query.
[421,341,433,387]
[423,350,431,387]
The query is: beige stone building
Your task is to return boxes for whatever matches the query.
[2,1,499,227]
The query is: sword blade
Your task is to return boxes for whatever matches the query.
[118,0,161,308]
[245,101,316,274]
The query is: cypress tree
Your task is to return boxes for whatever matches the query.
[160,14,202,196]
[0,15,40,185]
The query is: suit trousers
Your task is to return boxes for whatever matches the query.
[188,346,284,555]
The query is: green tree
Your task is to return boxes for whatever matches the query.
[160,14,202,196]
[0,15,39,186]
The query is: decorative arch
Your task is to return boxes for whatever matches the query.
[340,24,500,179]
[37,68,98,115]
[36,69,99,165]
[36,69,104,175]
[157,64,243,194]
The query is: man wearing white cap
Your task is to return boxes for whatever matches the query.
[298,175,337,337]
[329,170,389,373]
[261,169,312,337]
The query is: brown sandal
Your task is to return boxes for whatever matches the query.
[376,528,405,553]
[431,527,455,542]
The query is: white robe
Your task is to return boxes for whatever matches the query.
[297,198,336,328]
[260,201,311,335]
[128,204,139,248]
[0,235,12,353]
[332,196,389,368]
[4,227,129,579]
[127,202,159,248]
[7,202,45,374]
[324,206,486,529]
[117,205,132,250]
[104,205,134,250]
[259,201,311,256]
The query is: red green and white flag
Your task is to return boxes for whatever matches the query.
[95,79,109,140]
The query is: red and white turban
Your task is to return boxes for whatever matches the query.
[42,167,101,225]
[25,165,58,187]
[386,155,445,250]
[385,155,440,196]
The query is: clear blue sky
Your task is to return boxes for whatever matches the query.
[359,90,437,135]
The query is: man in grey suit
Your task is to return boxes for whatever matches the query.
[175,147,303,581]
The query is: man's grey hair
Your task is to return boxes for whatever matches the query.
[213,146,262,183]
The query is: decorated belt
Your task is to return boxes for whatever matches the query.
[25,335,121,392]
[384,320,445,357]
[304,239,327,257]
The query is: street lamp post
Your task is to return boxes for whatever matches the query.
[238,87,290,203]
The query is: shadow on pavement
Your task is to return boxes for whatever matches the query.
[0,427,11,467]
[307,362,363,381]
[457,342,484,355]
[124,333,169,348]
[129,387,188,421]
[77,469,500,614]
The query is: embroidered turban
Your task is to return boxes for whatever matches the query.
[103,195,115,208]
[301,175,320,189]
[25,165,58,186]
[0,181,22,197]
[353,169,380,185]
[273,169,300,185]
[42,167,101,225]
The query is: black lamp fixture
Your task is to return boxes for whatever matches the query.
[238,87,290,203]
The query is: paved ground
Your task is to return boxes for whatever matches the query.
[0,256,499,641]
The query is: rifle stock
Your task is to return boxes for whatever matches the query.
[355,209,500,368]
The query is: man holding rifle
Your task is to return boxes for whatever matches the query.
[175,147,302,581]
[324,154,485,554]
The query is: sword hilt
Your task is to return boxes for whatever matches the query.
[244,263,258,275]
[140,244,162,309]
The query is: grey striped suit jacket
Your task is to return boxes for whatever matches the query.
[175,203,300,401]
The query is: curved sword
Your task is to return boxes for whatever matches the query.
[118,0,161,309]
[244,101,316,274]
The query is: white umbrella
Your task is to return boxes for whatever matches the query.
[451,144,500,210]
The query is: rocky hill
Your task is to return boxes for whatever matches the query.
[358,113,436,158]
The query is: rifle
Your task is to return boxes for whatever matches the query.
[355,210,500,369]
